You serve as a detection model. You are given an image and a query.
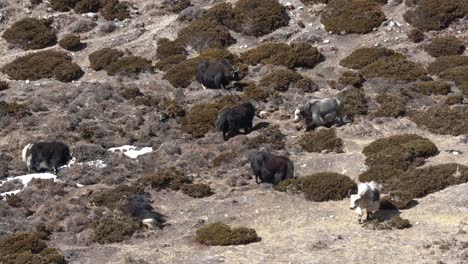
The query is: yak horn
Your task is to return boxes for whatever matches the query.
[233,66,239,72]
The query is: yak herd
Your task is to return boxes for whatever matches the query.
[17,59,378,223]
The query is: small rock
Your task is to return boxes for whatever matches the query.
[323,39,330,44]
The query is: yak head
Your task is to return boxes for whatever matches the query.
[349,194,361,210]
[220,59,239,81]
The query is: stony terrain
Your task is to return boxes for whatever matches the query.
[0,0,467,263]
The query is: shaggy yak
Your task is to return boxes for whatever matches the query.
[215,102,255,140]
[22,142,71,174]
[294,97,345,131]
[349,181,381,224]
[250,152,295,185]
[196,59,239,89]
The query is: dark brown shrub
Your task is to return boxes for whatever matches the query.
[101,0,130,21]
[403,0,468,31]
[259,69,317,92]
[413,81,451,95]
[120,87,143,99]
[360,56,428,82]
[340,47,404,70]
[163,0,191,13]
[156,38,186,59]
[106,56,153,76]
[2,18,56,50]
[241,42,322,69]
[0,81,9,91]
[59,34,82,51]
[247,125,286,150]
[49,0,78,11]
[439,66,468,88]
[320,0,386,34]
[337,87,368,118]
[91,185,144,210]
[1,50,83,82]
[374,93,406,118]
[212,152,237,167]
[177,20,235,52]
[140,167,190,191]
[298,128,343,153]
[300,0,330,4]
[407,28,425,43]
[195,222,260,246]
[338,71,365,88]
[5,194,23,207]
[427,55,468,75]
[181,183,213,198]
[242,82,270,102]
[445,95,464,105]
[89,48,124,71]
[74,0,101,13]
[155,54,187,71]
[358,165,405,184]
[92,216,141,244]
[425,36,465,57]
[410,105,468,136]
[181,95,240,137]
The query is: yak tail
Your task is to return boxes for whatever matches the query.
[287,160,295,179]
[215,109,230,132]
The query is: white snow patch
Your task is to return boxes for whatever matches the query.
[0,173,57,197]
[61,157,107,169]
[108,145,153,159]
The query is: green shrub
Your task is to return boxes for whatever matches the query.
[242,82,270,102]
[320,0,386,34]
[407,28,425,43]
[374,93,406,118]
[340,47,404,70]
[1,50,83,82]
[338,71,365,88]
[155,54,187,71]
[195,222,260,246]
[276,172,356,202]
[241,42,322,69]
[89,48,124,71]
[427,55,468,75]
[298,128,343,153]
[445,95,464,105]
[0,80,9,91]
[259,69,317,92]
[337,87,368,118]
[74,0,101,13]
[92,216,141,244]
[247,125,286,150]
[425,36,465,57]
[156,38,186,59]
[59,34,82,51]
[105,56,153,76]
[0,232,65,264]
[413,81,451,95]
[2,18,56,50]
[49,0,78,11]
[358,165,405,184]
[177,19,235,52]
[101,0,130,21]
[410,105,468,136]
[212,152,237,167]
[91,185,144,210]
[439,66,468,87]
[360,56,428,82]
[403,0,468,31]
[140,167,190,191]
[181,183,213,198]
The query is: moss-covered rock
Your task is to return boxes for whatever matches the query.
[89,48,124,71]
[403,0,468,31]
[195,222,260,246]
[320,0,386,34]
[298,128,343,153]
[425,36,465,57]
[374,93,406,118]
[410,105,468,136]
[106,56,153,76]
[359,56,428,82]
[181,183,213,198]
[259,69,317,92]
[92,216,141,244]
[1,50,83,82]
[241,42,322,69]
[2,18,57,50]
[247,125,286,150]
[337,87,368,118]
[59,34,82,51]
[140,167,189,191]
[340,47,404,70]
[413,81,451,95]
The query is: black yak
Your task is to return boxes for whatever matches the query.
[250,152,295,185]
[196,59,239,89]
[22,142,71,174]
[215,102,255,141]
[294,97,345,131]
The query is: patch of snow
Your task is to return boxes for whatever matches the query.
[108,145,153,159]
[60,157,107,169]
[0,173,57,197]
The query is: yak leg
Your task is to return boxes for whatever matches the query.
[355,207,363,224]
[323,112,337,127]
[255,175,261,184]
[273,171,285,185]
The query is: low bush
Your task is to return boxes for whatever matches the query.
[1,50,83,82]
[374,93,406,118]
[439,66,468,89]
[0,101,28,118]
[177,19,235,52]
[300,0,330,4]
[59,34,82,51]
[259,69,317,92]
[359,56,428,82]
[139,167,189,191]
[410,105,468,136]
[425,36,465,57]
[276,172,356,202]
[119,87,142,99]
[247,125,286,150]
[91,185,144,210]
[181,183,213,198]
[157,99,186,120]
[337,87,368,118]
[154,54,187,71]
[156,38,186,59]
[407,28,425,43]
[241,42,322,69]
[162,0,191,13]
[49,0,78,11]
[105,56,153,76]
[320,0,386,34]
[212,152,237,167]
[445,95,464,105]
[0,80,8,91]
[181,95,239,138]
[298,128,343,153]
[338,71,365,88]
[413,81,451,95]
[242,82,270,102]
[100,0,130,21]
[427,55,468,75]
[195,222,260,246]
[92,216,141,244]
[358,165,405,184]
[74,0,101,13]
[89,48,124,71]
[0,232,65,264]
[2,18,56,50]
[340,47,404,70]
[403,0,468,31]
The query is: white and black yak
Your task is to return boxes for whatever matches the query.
[215,102,255,141]
[250,152,295,185]
[196,59,239,89]
[22,142,71,174]
[294,97,345,131]
[350,181,381,224]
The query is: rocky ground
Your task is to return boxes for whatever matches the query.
[0,0,467,263]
